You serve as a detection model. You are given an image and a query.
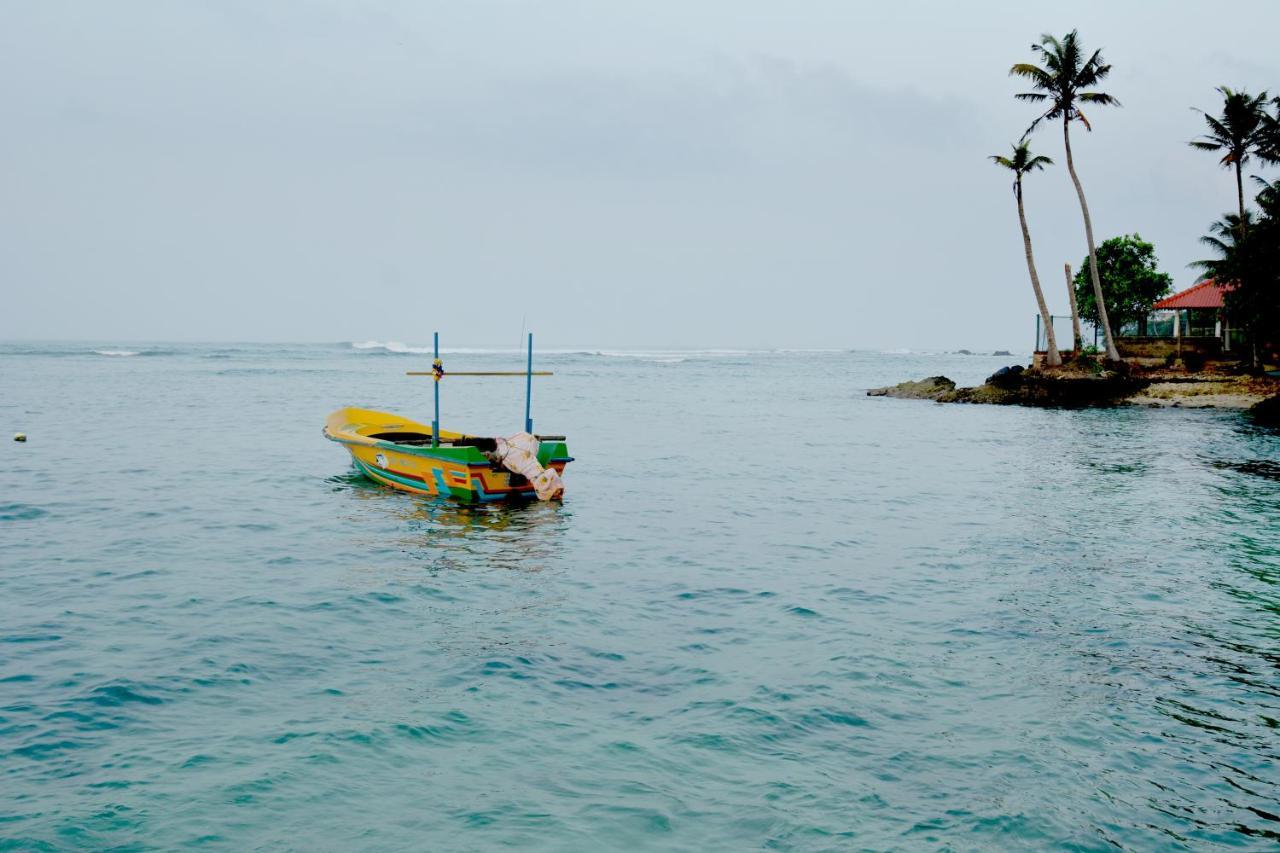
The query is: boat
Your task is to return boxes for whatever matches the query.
[325,332,571,502]
[323,407,571,502]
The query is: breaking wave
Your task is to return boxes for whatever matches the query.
[350,340,434,355]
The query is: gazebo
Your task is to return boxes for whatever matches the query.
[1153,279,1233,352]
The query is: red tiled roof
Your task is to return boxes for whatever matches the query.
[1153,279,1227,310]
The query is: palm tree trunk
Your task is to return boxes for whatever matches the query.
[1236,160,1246,228]
[1063,117,1121,363]
[1015,179,1060,366]
[1234,162,1255,367]
[1065,263,1083,353]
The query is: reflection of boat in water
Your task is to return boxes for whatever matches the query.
[324,407,572,503]
[330,467,569,572]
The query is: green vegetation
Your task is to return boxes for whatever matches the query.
[1072,235,1172,337]
[1194,179,1280,365]
[1189,86,1280,367]
[991,35,1279,370]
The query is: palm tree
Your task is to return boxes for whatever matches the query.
[1192,208,1260,366]
[1189,86,1271,231]
[1260,97,1280,165]
[1011,31,1122,363]
[991,140,1061,366]
[1192,211,1254,280]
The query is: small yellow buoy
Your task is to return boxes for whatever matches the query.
[14,433,26,442]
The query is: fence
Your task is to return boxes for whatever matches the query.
[1035,315,1101,353]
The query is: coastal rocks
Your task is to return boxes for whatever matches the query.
[867,376,957,400]
[869,367,1146,408]
[959,368,1144,407]
[986,364,1025,386]
[1249,394,1280,425]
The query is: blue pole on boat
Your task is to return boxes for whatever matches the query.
[524,332,534,434]
[433,331,440,448]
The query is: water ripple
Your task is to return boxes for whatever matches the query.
[1,347,1278,848]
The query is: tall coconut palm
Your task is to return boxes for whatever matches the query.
[1011,31,1122,362]
[991,140,1061,366]
[1189,86,1271,231]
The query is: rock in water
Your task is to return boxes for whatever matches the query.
[1250,395,1280,425]
[867,376,957,400]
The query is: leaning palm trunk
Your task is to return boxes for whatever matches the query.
[1065,262,1083,352]
[1063,118,1121,362]
[1014,178,1060,365]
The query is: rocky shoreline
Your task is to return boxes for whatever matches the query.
[868,364,1280,420]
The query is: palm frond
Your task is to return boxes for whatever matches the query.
[1078,92,1119,107]
[1009,63,1052,86]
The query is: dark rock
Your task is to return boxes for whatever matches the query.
[955,349,974,355]
[993,350,1012,356]
[940,369,1147,408]
[867,376,957,400]
[873,368,1148,409]
[985,364,1025,387]
[1249,395,1280,425]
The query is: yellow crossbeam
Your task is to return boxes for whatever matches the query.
[405,371,554,376]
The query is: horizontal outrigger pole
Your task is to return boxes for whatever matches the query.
[408,332,549,447]
[406,371,553,376]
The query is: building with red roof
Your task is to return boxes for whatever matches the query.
[1152,279,1228,311]
[1151,279,1235,352]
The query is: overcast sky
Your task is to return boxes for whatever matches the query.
[2,1,1278,349]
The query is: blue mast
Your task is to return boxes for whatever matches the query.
[524,332,534,434]
[432,331,440,448]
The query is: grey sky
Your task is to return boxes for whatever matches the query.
[2,1,1277,349]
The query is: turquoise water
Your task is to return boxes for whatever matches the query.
[2,343,1278,850]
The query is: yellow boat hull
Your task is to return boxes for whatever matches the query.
[323,408,571,502]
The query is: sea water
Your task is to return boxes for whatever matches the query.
[1,343,1277,850]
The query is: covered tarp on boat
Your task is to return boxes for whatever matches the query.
[493,433,564,500]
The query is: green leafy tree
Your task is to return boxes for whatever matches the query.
[1072,235,1172,337]
[1011,30,1122,362]
[1189,86,1272,230]
[990,140,1061,366]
